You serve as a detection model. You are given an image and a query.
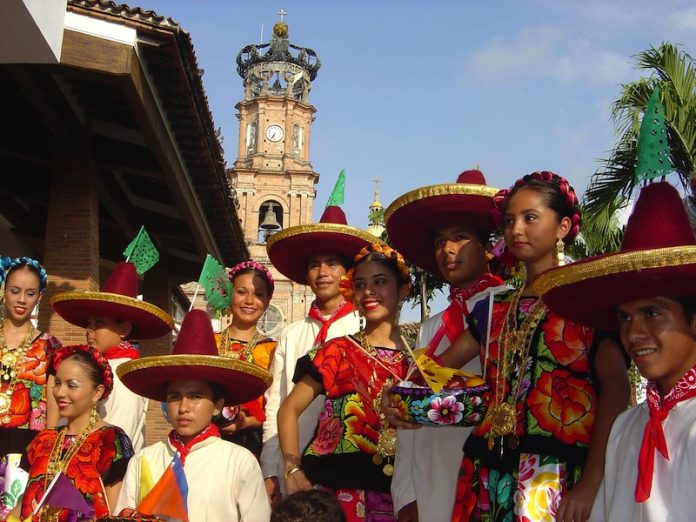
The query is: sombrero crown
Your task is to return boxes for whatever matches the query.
[266,205,378,284]
[535,182,696,329]
[385,169,498,275]
[117,309,271,405]
[51,262,174,340]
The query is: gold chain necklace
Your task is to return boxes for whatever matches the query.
[0,322,38,424]
[45,417,99,488]
[219,327,260,362]
[488,289,546,452]
[351,330,409,476]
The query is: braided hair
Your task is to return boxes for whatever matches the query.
[492,171,582,244]
[50,345,114,400]
[4,257,48,293]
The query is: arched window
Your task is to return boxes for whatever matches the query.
[257,200,283,244]
[257,304,284,337]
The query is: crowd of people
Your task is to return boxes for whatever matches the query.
[0,169,694,522]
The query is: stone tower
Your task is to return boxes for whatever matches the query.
[228,12,321,335]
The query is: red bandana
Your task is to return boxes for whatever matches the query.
[103,340,140,361]
[426,272,504,356]
[168,423,221,464]
[636,365,696,502]
[307,299,355,348]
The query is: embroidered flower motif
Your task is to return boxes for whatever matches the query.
[319,398,334,421]
[29,401,46,431]
[427,395,465,425]
[310,417,344,455]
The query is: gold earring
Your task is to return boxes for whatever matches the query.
[556,238,565,266]
[90,403,99,425]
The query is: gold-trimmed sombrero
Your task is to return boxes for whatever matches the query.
[267,205,378,284]
[118,309,272,405]
[535,182,696,329]
[385,170,499,275]
[51,262,173,340]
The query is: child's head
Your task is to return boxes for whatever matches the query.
[271,490,346,522]
[228,261,274,328]
[86,315,133,351]
[165,379,225,443]
[617,295,696,394]
[51,345,113,420]
[495,171,581,266]
[433,223,490,288]
[340,244,411,326]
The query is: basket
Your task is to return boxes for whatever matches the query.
[390,380,488,427]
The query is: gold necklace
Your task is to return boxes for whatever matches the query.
[45,417,99,486]
[0,322,38,423]
[488,289,546,452]
[219,327,260,362]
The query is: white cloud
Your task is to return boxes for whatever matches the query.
[469,26,632,87]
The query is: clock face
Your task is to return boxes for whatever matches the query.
[265,124,284,142]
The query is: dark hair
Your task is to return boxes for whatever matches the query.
[208,381,225,402]
[6,258,47,293]
[305,254,352,271]
[231,267,273,298]
[271,490,346,522]
[50,349,113,400]
[674,296,696,323]
[355,251,411,286]
[498,171,581,244]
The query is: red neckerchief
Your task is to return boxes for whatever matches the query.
[168,423,220,464]
[103,340,140,360]
[307,299,355,348]
[426,272,504,357]
[636,365,696,502]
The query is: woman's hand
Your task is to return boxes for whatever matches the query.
[380,383,420,430]
[556,477,598,522]
[398,501,419,522]
[285,469,313,494]
[220,409,262,433]
[265,476,282,505]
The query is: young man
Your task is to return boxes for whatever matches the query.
[50,261,173,451]
[535,182,696,521]
[115,309,273,521]
[384,170,508,522]
[262,206,377,501]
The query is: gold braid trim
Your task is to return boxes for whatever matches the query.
[266,223,381,249]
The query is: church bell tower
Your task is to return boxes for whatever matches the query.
[229,11,322,333]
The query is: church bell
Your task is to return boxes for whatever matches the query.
[260,202,281,230]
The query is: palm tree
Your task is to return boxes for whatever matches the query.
[583,43,696,241]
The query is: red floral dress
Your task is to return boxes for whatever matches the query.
[452,292,597,522]
[21,425,133,521]
[0,333,61,460]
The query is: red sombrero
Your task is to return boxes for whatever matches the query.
[384,170,499,276]
[50,261,174,340]
[266,205,378,284]
[117,309,271,405]
[535,182,696,330]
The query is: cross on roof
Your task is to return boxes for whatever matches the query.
[372,177,382,199]
[277,9,287,22]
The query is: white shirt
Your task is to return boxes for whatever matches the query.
[590,397,696,522]
[99,357,148,452]
[115,436,270,522]
[259,310,360,492]
[391,310,481,521]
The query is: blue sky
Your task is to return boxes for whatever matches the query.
[136,0,696,319]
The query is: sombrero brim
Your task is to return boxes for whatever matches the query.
[267,223,378,284]
[117,355,272,405]
[535,246,696,330]
[51,292,174,340]
[385,183,498,275]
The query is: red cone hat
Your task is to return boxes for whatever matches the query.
[385,170,499,275]
[267,205,378,284]
[535,182,696,329]
[117,309,271,405]
[51,262,174,340]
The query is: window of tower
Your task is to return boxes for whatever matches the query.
[257,199,284,244]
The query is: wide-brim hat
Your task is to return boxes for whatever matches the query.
[50,262,174,340]
[266,205,378,284]
[117,309,272,405]
[534,182,696,330]
[385,170,499,276]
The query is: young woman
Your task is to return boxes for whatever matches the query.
[447,172,630,522]
[278,243,412,521]
[216,261,277,457]
[16,345,133,521]
[0,258,61,461]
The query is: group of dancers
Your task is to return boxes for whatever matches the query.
[0,168,694,522]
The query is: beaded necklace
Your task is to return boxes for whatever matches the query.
[219,327,260,363]
[488,289,546,452]
[45,417,99,486]
[0,322,38,424]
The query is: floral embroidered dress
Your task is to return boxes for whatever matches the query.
[294,335,409,520]
[217,336,276,457]
[21,425,133,521]
[452,292,598,522]
[0,332,61,461]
